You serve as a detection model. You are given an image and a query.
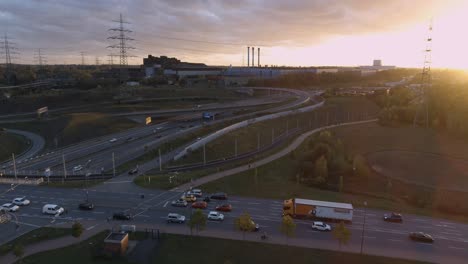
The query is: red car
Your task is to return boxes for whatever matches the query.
[215,204,232,212]
[191,201,207,209]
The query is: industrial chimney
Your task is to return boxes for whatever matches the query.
[252,47,255,68]
[258,47,260,67]
[247,47,250,67]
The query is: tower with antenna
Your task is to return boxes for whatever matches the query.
[107,13,135,83]
[0,33,19,84]
[413,19,433,128]
[34,48,47,67]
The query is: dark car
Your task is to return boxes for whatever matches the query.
[383,213,403,223]
[409,232,434,243]
[78,202,94,210]
[128,167,139,175]
[215,204,232,212]
[210,192,227,200]
[203,197,211,203]
[113,212,132,220]
[126,137,134,142]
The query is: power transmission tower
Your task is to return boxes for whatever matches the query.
[0,33,19,84]
[107,54,115,66]
[107,13,135,83]
[95,56,100,66]
[80,52,85,65]
[413,19,433,128]
[34,48,47,67]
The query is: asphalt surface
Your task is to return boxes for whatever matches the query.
[0,91,304,176]
[0,184,466,263]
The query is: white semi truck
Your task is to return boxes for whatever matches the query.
[283,198,353,223]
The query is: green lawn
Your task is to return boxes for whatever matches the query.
[3,113,139,151]
[0,227,71,256]
[20,232,429,264]
[0,132,29,162]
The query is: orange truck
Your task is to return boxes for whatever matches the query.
[283,198,353,223]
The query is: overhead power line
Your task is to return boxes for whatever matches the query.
[107,13,136,82]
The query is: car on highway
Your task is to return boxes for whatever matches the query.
[409,232,434,243]
[203,197,211,203]
[109,138,117,143]
[171,199,188,207]
[78,201,94,210]
[187,189,202,197]
[167,213,186,224]
[1,203,19,212]
[182,193,197,202]
[12,197,30,206]
[210,192,228,200]
[191,201,208,209]
[215,204,232,212]
[207,211,224,221]
[73,165,83,172]
[126,137,134,142]
[311,221,332,231]
[42,204,64,215]
[113,212,132,220]
[128,167,139,175]
[383,212,403,223]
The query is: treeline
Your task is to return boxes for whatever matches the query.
[248,69,419,88]
[289,130,369,191]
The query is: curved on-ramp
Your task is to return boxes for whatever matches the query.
[1,129,45,166]
[173,87,319,160]
[172,119,378,191]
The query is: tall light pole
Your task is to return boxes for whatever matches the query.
[360,201,367,254]
[112,152,116,177]
[12,153,17,180]
[62,154,67,180]
[158,148,162,171]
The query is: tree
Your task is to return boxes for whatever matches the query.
[234,212,256,240]
[332,222,351,252]
[13,243,24,263]
[353,155,370,178]
[279,215,296,244]
[313,155,328,185]
[187,209,206,236]
[338,175,344,192]
[72,221,84,238]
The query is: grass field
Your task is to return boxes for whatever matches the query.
[3,113,139,151]
[20,232,428,264]
[332,122,468,190]
[0,227,71,256]
[0,132,29,162]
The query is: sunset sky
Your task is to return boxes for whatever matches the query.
[2,0,468,68]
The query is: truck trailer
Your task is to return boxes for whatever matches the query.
[283,198,353,223]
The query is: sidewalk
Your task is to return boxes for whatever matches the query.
[0,222,109,264]
[172,119,378,191]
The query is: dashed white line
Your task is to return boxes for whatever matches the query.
[387,239,403,242]
[163,201,169,208]
[448,246,465,250]
[247,202,261,205]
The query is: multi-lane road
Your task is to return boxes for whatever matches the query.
[0,184,466,263]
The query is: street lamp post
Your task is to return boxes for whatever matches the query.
[360,201,367,254]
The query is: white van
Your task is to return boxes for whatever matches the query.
[42,204,64,215]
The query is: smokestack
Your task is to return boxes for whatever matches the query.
[247,46,250,67]
[258,47,260,67]
[252,47,255,68]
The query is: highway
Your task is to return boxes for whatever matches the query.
[0,89,307,176]
[0,184,466,263]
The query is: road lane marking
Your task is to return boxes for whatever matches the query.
[92,211,105,214]
[163,201,169,208]
[364,236,376,239]
[387,239,403,242]
[247,202,261,205]
[136,214,150,218]
[448,246,465,250]
[86,224,99,231]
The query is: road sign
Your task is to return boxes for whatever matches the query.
[44,167,51,177]
[146,116,152,125]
